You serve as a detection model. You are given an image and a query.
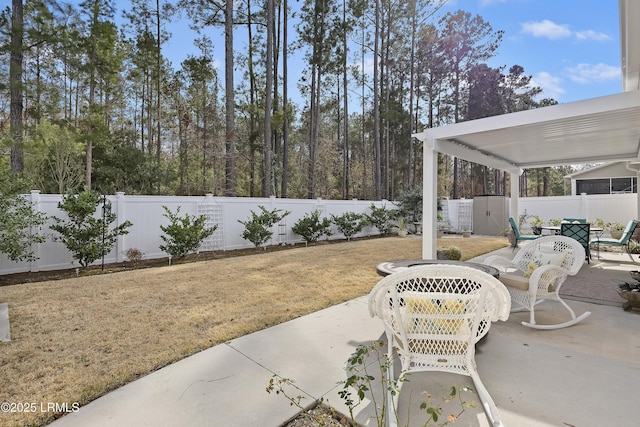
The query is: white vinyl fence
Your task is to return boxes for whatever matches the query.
[440,193,638,234]
[3,192,638,276]
[0,193,394,275]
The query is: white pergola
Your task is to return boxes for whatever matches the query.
[413,0,640,259]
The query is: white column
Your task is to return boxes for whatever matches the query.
[510,172,520,221]
[422,138,437,259]
[580,192,588,219]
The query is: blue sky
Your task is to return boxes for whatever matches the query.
[110,0,622,105]
[441,0,621,102]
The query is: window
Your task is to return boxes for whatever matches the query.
[576,177,637,194]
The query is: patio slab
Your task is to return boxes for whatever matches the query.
[0,303,10,342]
[49,246,640,427]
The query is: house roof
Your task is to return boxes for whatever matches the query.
[564,161,639,179]
[413,0,640,174]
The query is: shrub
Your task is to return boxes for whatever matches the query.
[51,190,132,268]
[439,245,462,260]
[0,183,47,262]
[239,206,290,249]
[331,211,366,241]
[159,206,217,258]
[124,247,144,265]
[395,186,422,224]
[291,210,333,245]
[366,203,397,235]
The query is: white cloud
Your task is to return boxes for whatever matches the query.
[522,20,613,43]
[533,72,565,100]
[575,30,613,42]
[521,19,572,39]
[565,63,621,84]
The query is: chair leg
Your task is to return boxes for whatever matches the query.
[469,370,504,427]
[625,243,637,263]
[521,297,592,330]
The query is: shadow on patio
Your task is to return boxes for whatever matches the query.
[341,246,640,427]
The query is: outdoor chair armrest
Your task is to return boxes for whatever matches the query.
[528,264,569,293]
[483,255,520,273]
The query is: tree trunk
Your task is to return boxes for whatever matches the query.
[281,0,289,198]
[341,0,349,199]
[10,0,24,174]
[156,0,162,193]
[224,0,236,196]
[373,0,381,199]
[263,0,274,197]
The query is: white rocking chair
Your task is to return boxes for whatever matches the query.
[369,264,510,427]
[484,235,590,330]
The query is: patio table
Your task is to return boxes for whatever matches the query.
[376,259,499,278]
[541,225,603,235]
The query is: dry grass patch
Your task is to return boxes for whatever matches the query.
[0,236,509,427]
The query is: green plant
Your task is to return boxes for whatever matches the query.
[50,190,132,268]
[528,215,544,228]
[291,210,333,245]
[0,178,47,262]
[238,206,290,249]
[331,212,366,241]
[396,186,423,225]
[268,341,474,427]
[159,206,217,258]
[366,203,397,235]
[549,218,562,226]
[439,245,462,260]
[608,221,625,232]
[517,210,534,228]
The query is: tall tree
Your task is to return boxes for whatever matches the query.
[438,10,502,198]
[224,0,235,196]
[280,0,289,198]
[10,0,24,174]
[263,0,274,196]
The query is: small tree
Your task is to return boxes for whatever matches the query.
[50,190,132,268]
[396,186,422,222]
[366,203,397,235]
[331,212,366,241]
[239,206,290,249]
[159,206,217,258]
[0,177,47,262]
[291,210,333,245]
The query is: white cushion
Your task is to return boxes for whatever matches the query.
[499,273,530,291]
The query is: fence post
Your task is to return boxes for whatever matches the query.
[115,192,126,262]
[580,192,588,220]
[29,190,41,273]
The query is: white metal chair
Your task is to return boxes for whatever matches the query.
[369,264,510,427]
[484,235,590,330]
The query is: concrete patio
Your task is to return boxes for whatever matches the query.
[49,246,640,427]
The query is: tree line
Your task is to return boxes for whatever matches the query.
[1,0,577,201]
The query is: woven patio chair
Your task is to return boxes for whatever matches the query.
[508,217,539,251]
[484,235,589,330]
[369,264,510,427]
[589,219,638,262]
